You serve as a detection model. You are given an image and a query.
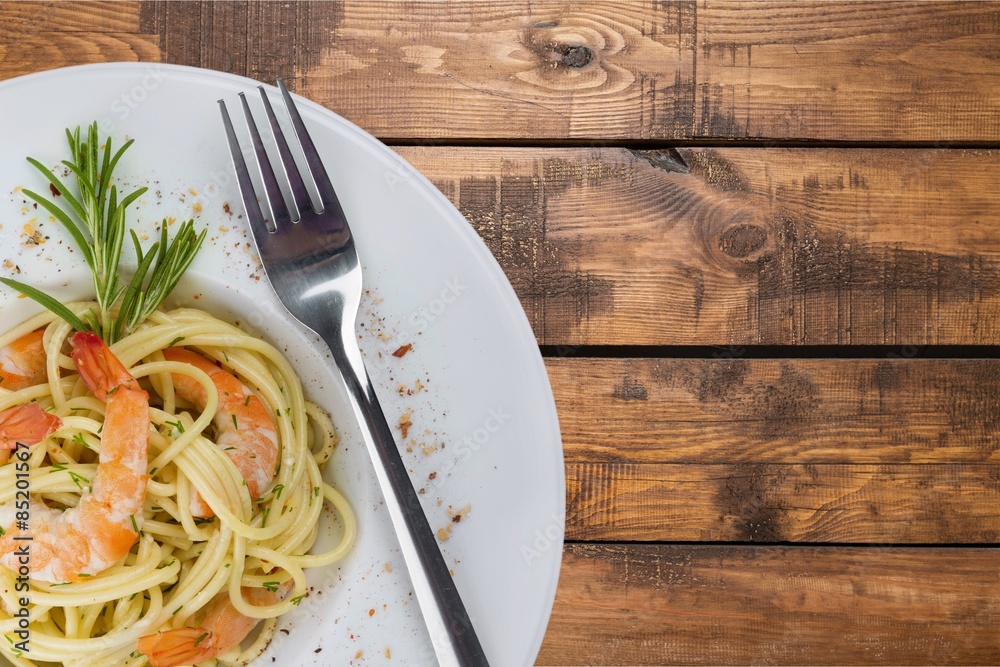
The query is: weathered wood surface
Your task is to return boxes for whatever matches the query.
[565,463,1000,543]
[3,2,1000,142]
[552,357,1000,543]
[539,544,1000,665]
[547,357,1000,464]
[398,146,1000,346]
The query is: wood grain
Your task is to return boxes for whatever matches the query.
[548,357,1000,463]
[4,2,1000,142]
[397,146,1000,345]
[553,358,1000,543]
[566,463,1000,543]
[538,544,1000,665]
[0,2,139,33]
[307,1,1000,142]
[0,32,159,81]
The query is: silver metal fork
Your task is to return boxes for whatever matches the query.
[219,80,490,667]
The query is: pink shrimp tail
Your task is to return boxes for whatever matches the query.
[138,582,290,666]
[137,628,218,667]
[70,332,141,399]
[0,403,61,449]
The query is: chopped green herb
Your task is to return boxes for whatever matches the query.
[194,632,210,647]
[290,594,305,606]
[129,514,138,533]
[68,470,90,489]
[167,336,185,347]
[272,484,285,500]
[262,581,279,592]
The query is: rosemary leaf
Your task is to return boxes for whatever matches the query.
[0,278,87,332]
[5,123,206,343]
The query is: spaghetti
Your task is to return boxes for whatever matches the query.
[0,305,356,667]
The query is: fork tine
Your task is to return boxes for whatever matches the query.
[239,92,291,227]
[258,85,312,220]
[277,78,341,213]
[219,99,272,240]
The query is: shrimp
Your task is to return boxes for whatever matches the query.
[0,329,47,392]
[0,403,61,465]
[161,348,278,517]
[137,581,292,667]
[0,331,149,583]
[0,402,61,451]
[0,329,56,464]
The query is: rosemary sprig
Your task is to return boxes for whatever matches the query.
[0,123,206,343]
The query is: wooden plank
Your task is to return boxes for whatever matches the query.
[538,544,1000,665]
[4,2,999,141]
[135,1,1000,142]
[0,2,139,33]
[547,357,1000,463]
[566,463,1000,543]
[0,31,160,81]
[138,0,344,87]
[397,146,1000,345]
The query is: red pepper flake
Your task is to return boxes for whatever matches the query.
[49,183,61,197]
[368,608,375,616]
[428,471,437,480]
[392,344,412,358]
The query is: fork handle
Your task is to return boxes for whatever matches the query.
[323,329,491,667]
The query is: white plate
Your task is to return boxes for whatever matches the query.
[0,63,563,667]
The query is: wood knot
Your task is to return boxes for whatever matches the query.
[517,18,633,94]
[556,44,593,68]
[718,224,768,258]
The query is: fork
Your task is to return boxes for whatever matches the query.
[219,80,490,667]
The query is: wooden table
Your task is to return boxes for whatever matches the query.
[4,2,1000,664]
